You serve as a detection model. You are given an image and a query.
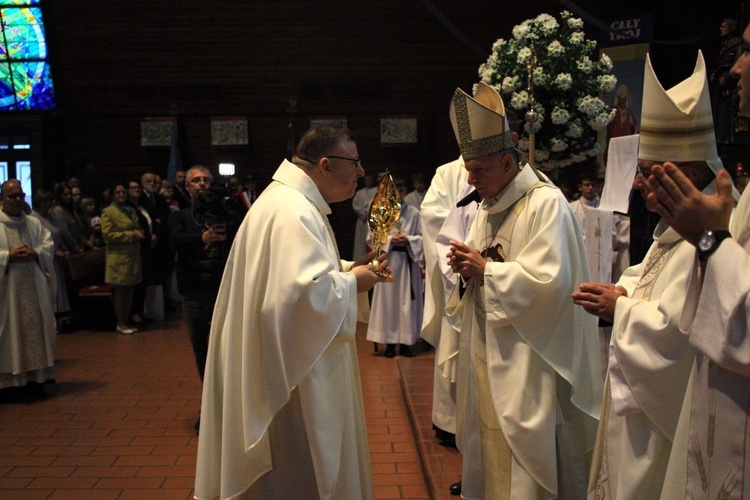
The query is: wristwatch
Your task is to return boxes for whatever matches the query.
[697,230,731,261]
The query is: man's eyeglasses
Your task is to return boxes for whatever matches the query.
[325,155,362,169]
[128,185,141,190]
[189,176,212,184]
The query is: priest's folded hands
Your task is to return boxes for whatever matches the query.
[446,240,487,281]
[571,282,628,323]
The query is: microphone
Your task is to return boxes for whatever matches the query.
[456,189,481,207]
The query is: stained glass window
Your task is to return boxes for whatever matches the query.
[0,1,55,111]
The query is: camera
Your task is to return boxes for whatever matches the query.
[192,181,240,225]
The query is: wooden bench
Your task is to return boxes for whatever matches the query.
[67,248,112,298]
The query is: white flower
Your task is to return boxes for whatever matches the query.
[513,23,530,40]
[536,14,558,34]
[550,138,568,152]
[569,32,584,45]
[551,106,570,125]
[588,111,615,130]
[567,17,584,30]
[492,38,507,51]
[517,47,532,64]
[554,73,573,90]
[597,74,617,93]
[565,122,584,138]
[577,57,593,73]
[480,11,616,170]
[502,75,520,93]
[577,96,606,116]
[532,67,547,86]
[547,40,565,57]
[510,91,529,110]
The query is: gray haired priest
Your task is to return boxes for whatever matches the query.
[444,83,602,499]
[573,51,740,499]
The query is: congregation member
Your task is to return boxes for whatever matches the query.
[171,169,191,210]
[30,189,72,330]
[648,24,750,497]
[50,181,85,254]
[366,177,424,358]
[445,83,601,499]
[195,125,387,499]
[101,181,145,335]
[572,51,739,499]
[128,180,156,325]
[0,180,57,402]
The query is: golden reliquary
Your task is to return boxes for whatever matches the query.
[368,171,401,282]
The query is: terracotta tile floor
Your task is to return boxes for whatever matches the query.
[0,312,461,499]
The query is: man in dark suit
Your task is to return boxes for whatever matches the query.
[171,170,191,210]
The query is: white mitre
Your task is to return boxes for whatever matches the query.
[639,51,723,175]
[450,82,514,160]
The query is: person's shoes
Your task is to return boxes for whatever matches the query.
[399,344,414,357]
[116,325,135,335]
[130,314,144,325]
[449,480,462,496]
[384,344,396,358]
[20,383,47,402]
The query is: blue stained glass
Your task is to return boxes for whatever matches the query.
[0,3,55,111]
[10,60,54,109]
[0,62,16,109]
[3,8,45,60]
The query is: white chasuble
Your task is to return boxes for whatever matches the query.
[195,160,372,500]
[447,165,602,499]
[420,158,469,436]
[662,188,750,499]
[591,220,699,500]
[0,211,57,389]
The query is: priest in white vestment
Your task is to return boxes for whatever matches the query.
[420,156,467,443]
[645,163,746,499]
[0,180,57,395]
[646,31,750,498]
[572,51,741,499]
[570,172,600,241]
[366,178,424,357]
[446,84,602,499]
[195,125,387,500]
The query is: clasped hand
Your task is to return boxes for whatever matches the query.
[447,240,486,281]
[571,282,627,323]
[9,244,38,262]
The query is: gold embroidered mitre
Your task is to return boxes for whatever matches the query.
[450,82,514,160]
[639,51,721,171]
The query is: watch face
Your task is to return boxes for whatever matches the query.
[698,232,715,252]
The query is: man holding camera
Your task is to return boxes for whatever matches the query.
[168,165,239,391]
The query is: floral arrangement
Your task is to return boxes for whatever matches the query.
[479,11,617,170]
